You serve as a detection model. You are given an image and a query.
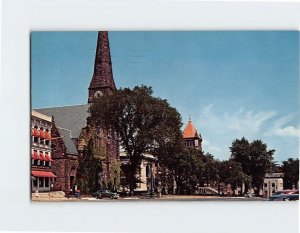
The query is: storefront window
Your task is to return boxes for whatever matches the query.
[45,178,49,187]
[33,178,37,187]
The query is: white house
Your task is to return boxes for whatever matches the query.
[263,173,284,198]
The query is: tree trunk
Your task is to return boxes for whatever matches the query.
[128,161,138,196]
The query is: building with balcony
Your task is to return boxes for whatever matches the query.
[31,110,56,192]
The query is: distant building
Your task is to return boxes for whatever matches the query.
[31,110,55,192]
[182,117,202,150]
[263,173,284,198]
[120,147,157,193]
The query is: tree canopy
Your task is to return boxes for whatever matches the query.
[88,85,182,194]
[282,158,299,189]
[230,137,275,194]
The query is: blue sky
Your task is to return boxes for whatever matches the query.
[31,31,299,163]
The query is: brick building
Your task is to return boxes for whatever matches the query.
[31,110,55,192]
[36,105,87,191]
[34,31,120,192]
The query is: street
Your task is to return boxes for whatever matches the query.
[33,195,268,202]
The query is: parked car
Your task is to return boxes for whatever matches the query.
[90,189,119,199]
[273,190,298,196]
[269,193,299,201]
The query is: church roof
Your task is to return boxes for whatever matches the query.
[182,119,200,139]
[35,104,89,138]
[56,127,79,155]
[35,104,89,155]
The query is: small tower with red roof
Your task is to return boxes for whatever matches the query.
[182,115,202,150]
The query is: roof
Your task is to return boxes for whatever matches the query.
[32,170,56,178]
[57,127,79,155]
[31,110,52,122]
[35,104,89,138]
[35,104,89,156]
[182,119,200,139]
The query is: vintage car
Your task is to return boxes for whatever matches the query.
[90,189,119,199]
[269,193,299,201]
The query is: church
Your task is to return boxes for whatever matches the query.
[32,31,203,194]
[34,32,119,192]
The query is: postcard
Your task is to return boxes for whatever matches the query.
[30,31,299,202]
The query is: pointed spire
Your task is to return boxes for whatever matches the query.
[183,119,198,139]
[89,31,116,95]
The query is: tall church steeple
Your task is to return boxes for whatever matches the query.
[88,31,116,103]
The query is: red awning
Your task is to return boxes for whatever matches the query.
[45,131,51,140]
[39,152,45,160]
[33,128,39,137]
[45,153,53,162]
[32,170,56,178]
[39,130,46,139]
[33,151,40,160]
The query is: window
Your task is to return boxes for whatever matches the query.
[146,165,149,177]
[264,183,267,187]
[34,136,38,143]
[45,178,49,187]
[33,178,37,187]
[272,183,275,188]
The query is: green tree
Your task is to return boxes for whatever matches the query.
[159,146,204,194]
[218,159,252,194]
[88,85,182,195]
[201,153,219,187]
[230,137,275,195]
[282,158,299,189]
[77,139,102,193]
